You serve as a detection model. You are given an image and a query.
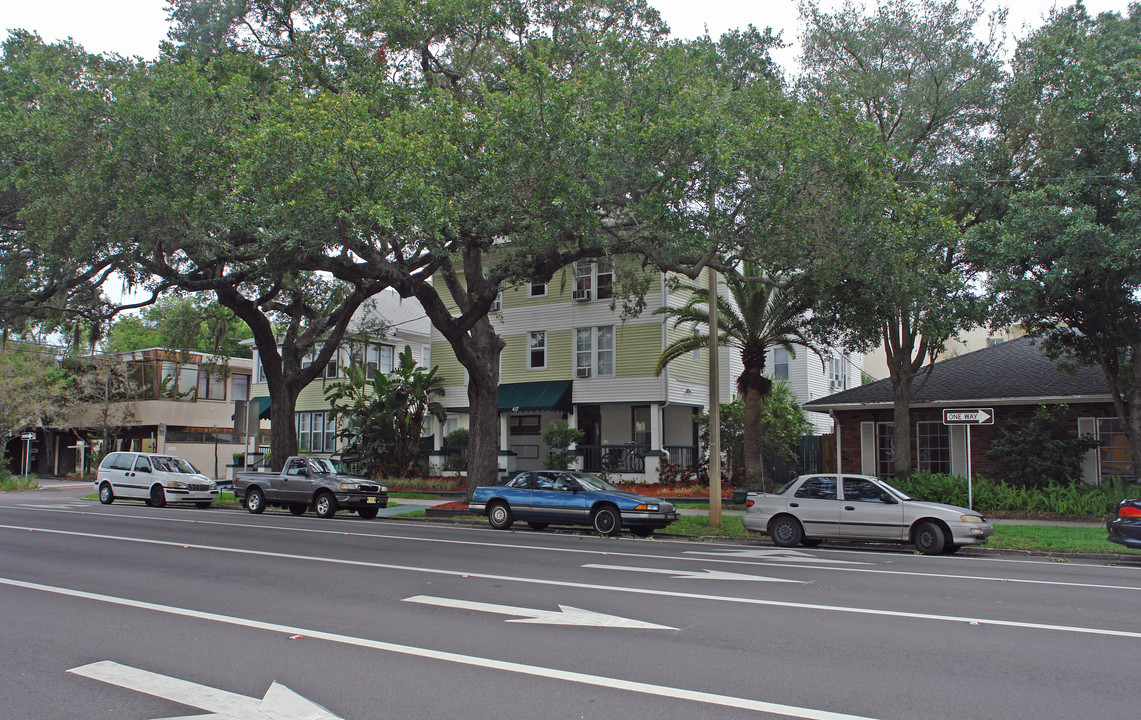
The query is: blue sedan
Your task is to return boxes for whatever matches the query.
[470,471,678,537]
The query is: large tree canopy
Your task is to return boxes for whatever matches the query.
[977,2,1141,468]
[798,0,1003,477]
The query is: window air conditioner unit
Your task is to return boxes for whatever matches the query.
[576,367,592,378]
[572,289,591,301]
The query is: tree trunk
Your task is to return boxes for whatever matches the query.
[890,379,913,479]
[267,385,299,472]
[461,320,504,502]
[738,364,772,492]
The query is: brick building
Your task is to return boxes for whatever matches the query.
[804,337,1133,484]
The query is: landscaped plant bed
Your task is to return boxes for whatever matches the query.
[425,500,479,518]
[613,482,736,500]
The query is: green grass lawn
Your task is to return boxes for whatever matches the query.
[987,524,1136,555]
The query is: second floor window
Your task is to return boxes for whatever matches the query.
[830,354,848,391]
[773,348,789,380]
[197,368,227,400]
[575,326,614,378]
[529,331,547,369]
[231,373,250,402]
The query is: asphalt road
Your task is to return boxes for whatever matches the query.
[1,485,1138,720]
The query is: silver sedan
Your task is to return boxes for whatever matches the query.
[743,474,993,555]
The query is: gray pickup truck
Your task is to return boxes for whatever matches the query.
[233,456,388,519]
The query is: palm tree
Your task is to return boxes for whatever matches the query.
[655,268,817,492]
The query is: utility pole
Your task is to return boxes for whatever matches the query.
[707,268,722,526]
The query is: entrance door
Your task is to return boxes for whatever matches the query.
[579,405,601,471]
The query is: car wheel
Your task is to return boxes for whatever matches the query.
[801,538,823,548]
[149,485,167,509]
[314,492,338,518]
[98,483,114,505]
[592,505,621,536]
[913,521,946,555]
[245,488,266,514]
[629,527,653,538]
[289,503,307,516]
[527,522,548,531]
[488,502,514,530]
[194,501,212,509]
[358,507,379,520]
[769,515,803,548]
[942,543,961,555]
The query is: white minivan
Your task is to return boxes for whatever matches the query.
[96,452,218,508]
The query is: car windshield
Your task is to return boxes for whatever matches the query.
[152,457,198,474]
[308,458,337,474]
[875,478,913,501]
[571,473,622,492]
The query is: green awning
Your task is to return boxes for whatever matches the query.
[251,395,272,420]
[497,380,573,413]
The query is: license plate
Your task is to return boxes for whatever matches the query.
[366,497,377,504]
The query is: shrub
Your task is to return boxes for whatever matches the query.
[540,420,584,470]
[896,472,1141,517]
[986,404,1099,487]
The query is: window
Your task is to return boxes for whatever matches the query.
[794,476,837,500]
[197,368,227,400]
[596,260,614,300]
[773,348,789,380]
[509,415,541,436]
[573,261,614,301]
[916,421,951,474]
[421,345,431,370]
[1097,417,1135,481]
[876,422,895,477]
[842,478,890,503]
[529,281,547,298]
[296,411,335,453]
[325,357,338,379]
[491,289,502,312]
[575,261,593,300]
[231,373,250,402]
[830,354,848,391]
[987,337,1005,347]
[575,326,614,378]
[528,331,547,369]
[380,345,395,374]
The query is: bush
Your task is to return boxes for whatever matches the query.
[987,404,1099,487]
[895,472,1141,517]
[540,420,583,470]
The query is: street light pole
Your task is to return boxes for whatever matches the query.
[708,268,722,526]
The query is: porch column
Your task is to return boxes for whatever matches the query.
[499,413,510,453]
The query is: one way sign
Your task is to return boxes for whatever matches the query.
[943,408,994,425]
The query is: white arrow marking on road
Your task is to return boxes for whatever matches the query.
[685,549,870,565]
[68,660,342,720]
[404,595,676,630]
[583,563,805,583]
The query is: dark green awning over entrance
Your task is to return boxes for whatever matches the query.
[251,395,272,420]
[497,380,573,412]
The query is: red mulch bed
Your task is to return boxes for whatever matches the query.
[432,501,471,511]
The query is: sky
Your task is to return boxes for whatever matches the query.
[2,1,1137,71]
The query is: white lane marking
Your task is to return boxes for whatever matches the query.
[6,508,1141,593]
[7,578,877,720]
[69,660,342,719]
[404,595,676,629]
[583,564,805,583]
[3,526,1140,639]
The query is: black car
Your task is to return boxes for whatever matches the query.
[1107,498,1141,550]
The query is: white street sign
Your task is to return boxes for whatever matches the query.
[404,595,676,630]
[582,564,805,583]
[942,408,994,425]
[68,661,342,720]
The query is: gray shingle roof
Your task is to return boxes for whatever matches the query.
[804,336,1111,410]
